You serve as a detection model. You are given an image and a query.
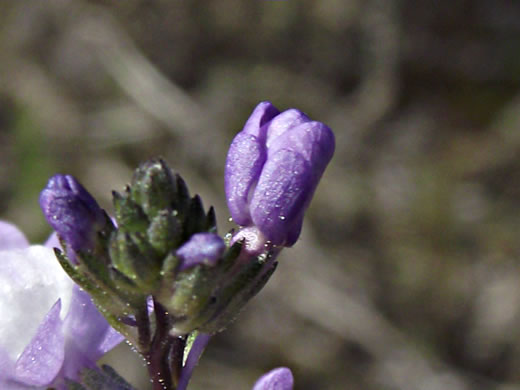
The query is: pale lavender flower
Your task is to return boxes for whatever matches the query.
[225,101,334,247]
[0,221,123,390]
[252,367,294,390]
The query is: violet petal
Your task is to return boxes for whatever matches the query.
[265,109,310,148]
[0,347,15,383]
[250,149,312,245]
[268,121,335,177]
[62,285,124,373]
[176,233,226,271]
[252,367,294,390]
[14,300,65,386]
[0,221,29,250]
[241,101,280,139]
[225,132,267,226]
[44,232,61,250]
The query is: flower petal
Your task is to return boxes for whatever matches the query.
[44,232,61,250]
[268,121,335,177]
[63,286,123,369]
[241,101,280,139]
[176,233,226,271]
[225,132,267,225]
[250,150,312,245]
[252,367,294,390]
[14,300,65,386]
[265,109,310,149]
[0,246,74,361]
[0,221,29,250]
[0,347,15,382]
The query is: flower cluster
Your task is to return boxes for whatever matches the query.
[1,101,333,390]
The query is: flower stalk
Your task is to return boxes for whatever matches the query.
[36,101,333,390]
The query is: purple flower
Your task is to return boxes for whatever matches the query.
[176,233,226,271]
[252,367,294,390]
[39,175,107,254]
[225,101,334,247]
[0,221,123,390]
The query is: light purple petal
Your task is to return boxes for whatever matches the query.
[252,367,294,390]
[14,300,65,387]
[241,101,280,139]
[96,327,125,355]
[0,221,29,250]
[225,132,267,226]
[265,109,310,149]
[58,285,124,382]
[44,232,61,250]
[250,149,312,245]
[268,121,335,176]
[176,233,226,271]
[0,347,15,382]
[63,286,123,366]
[257,121,334,245]
[0,377,33,390]
[0,246,74,362]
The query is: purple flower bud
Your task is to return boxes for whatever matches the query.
[252,367,294,390]
[225,102,334,246]
[176,233,226,271]
[40,175,106,253]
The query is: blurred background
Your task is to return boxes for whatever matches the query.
[1,0,520,389]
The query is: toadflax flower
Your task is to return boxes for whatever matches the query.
[0,220,123,390]
[225,101,334,248]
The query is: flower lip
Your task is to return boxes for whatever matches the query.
[241,101,280,139]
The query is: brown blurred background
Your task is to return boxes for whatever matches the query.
[2,0,520,389]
